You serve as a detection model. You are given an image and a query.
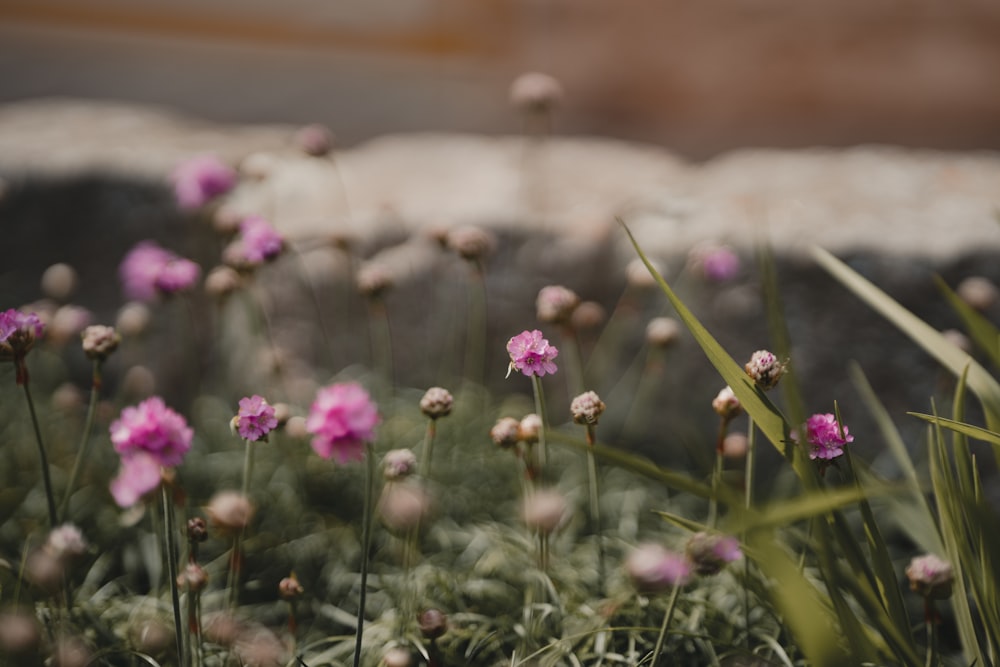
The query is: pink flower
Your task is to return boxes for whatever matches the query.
[0,309,44,359]
[109,451,162,507]
[235,395,278,441]
[506,329,559,378]
[905,554,953,599]
[110,396,193,467]
[625,544,693,592]
[171,154,237,210]
[306,382,379,463]
[797,413,853,461]
[686,532,742,575]
[119,241,201,301]
[239,216,284,264]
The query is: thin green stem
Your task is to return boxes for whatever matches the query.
[584,424,605,593]
[419,419,437,479]
[60,359,102,521]
[162,483,185,666]
[354,442,376,667]
[650,585,683,666]
[530,375,549,472]
[463,260,487,387]
[228,439,255,610]
[708,417,730,529]
[22,379,58,528]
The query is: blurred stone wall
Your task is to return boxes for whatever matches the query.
[2,0,1000,157]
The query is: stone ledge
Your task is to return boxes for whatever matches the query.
[1,98,998,260]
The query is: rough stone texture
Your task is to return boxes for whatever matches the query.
[2,98,999,265]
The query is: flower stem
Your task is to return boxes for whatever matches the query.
[530,375,549,472]
[60,359,102,521]
[584,424,605,593]
[228,439,255,610]
[419,418,437,480]
[650,584,682,666]
[354,442,376,667]
[162,483,185,666]
[924,599,937,667]
[463,259,488,387]
[22,379,58,528]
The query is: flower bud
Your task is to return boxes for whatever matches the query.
[382,647,413,667]
[521,489,569,535]
[41,263,78,301]
[81,325,121,361]
[279,574,304,600]
[711,386,742,420]
[382,449,418,481]
[518,414,542,444]
[446,225,496,261]
[295,123,334,157]
[418,608,448,640]
[957,276,999,311]
[377,483,431,533]
[357,262,393,298]
[187,517,208,543]
[177,563,209,592]
[570,391,606,426]
[490,417,521,449]
[115,302,151,338]
[685,532,742,576]
[570,301,606,331]
[625,544,692,592]
[205,266,242,298]
[645,317,681,348]
[536,285,580,324]
[420,387,454,420]
[906,554,953,599]
[509,72,564,113]
[744,350,786,391]
[206,491,254,531]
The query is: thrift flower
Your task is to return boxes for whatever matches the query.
[521,489,569,535]
[690,243,740,282]
[225,216,285,269]
[798,413,853,461]
[206,491,255,530]
[171,154,237,210]
[278,574,304,600]
[110,396,193,467]
[378,482,431,533]
[490,417,521,449]
[445,225,496,261]
[382,449,418,480]
[306,382,379,464]
[109,451,162,507]
[625,544,693,592]
[506,329,559,378]
[0,309,44,382]
[518,414,543,443]
[906,554,953,599]
[234,395,278,442]
[744,349,786,391]
[536,285,580,324]
[685,532,742,575]
[509,71,564,113]
[119,241,201,301]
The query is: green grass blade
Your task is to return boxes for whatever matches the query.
[934,274,1000,368]
[811,246,1000,432]
[907,413,1000,447]
[720,485,896,535]
[619,220,802,477]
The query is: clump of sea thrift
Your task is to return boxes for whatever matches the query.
[570,391,606,425]
[906,554,953,600]
[171,154,237,210]
[536,285,580,324]
[685,532,742,575]
[625,544,693,593]
[506,329,559,378]
[233,395,278,442]
[305,382,379,464]
[419,387,453,420]
[744,349,786,390]
[799,413,853,461]
[119,241,201,302]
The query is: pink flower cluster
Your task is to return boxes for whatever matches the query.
[224,216,285,269]
[800,413,853,461]
[235,395,278,441]
[0,309,44,359]
[625,544,694,592]
[171,154,237,210]
[306,382,379,464]
[119,241,201,302]
[109,397,193,507]
[506,329,559,378]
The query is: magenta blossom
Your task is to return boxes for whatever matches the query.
[686,532,743,575]
[171,154,237,210]
[625,543,693,592]
[796,413,854,461]
[239,216,284,264]
[119,241,201,301]
[235,395,278,441]
[506,329,559,378]
[0,309,44,358]
[306,382,379,464]
[109,451,162,508]
[110,396,193,467]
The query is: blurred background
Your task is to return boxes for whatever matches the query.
[3,0,1000,158]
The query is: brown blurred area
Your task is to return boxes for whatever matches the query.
[1,0,1000,158]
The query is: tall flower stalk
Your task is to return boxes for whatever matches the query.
[570,391,607,590]
[305,382,379,667]
[1,309,58,527]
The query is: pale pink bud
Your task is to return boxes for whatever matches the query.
[521,489,569,534]
[420,387,453,419]
[646,317,681,348]
[570,391,606,425]
[711,386,742,420]
[536,285,580,324]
